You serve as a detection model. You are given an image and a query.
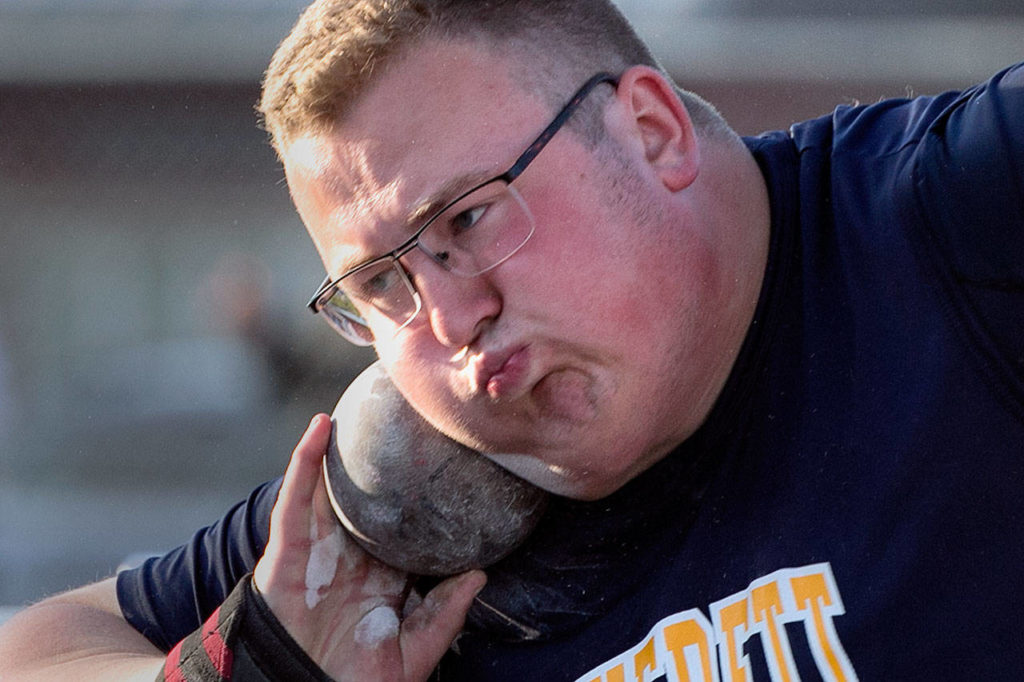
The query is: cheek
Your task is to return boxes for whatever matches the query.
[375,334,467,429]
[376,336,436,399]
[525,220,656,334]
[515,197,619,313]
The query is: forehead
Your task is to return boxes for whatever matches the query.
[284,40,552,273]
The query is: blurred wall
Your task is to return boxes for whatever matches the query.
[0,81,374,605]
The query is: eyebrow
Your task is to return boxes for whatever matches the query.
[334,166,500,277]
[333,244,376,279]
[405,167,498,229]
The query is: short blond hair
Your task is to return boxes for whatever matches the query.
[258,0,726,155]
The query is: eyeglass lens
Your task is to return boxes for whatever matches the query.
[320,180,534,345]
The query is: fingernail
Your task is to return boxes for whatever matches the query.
[467,570,487,597]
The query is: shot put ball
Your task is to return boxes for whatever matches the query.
[323,362,549,576]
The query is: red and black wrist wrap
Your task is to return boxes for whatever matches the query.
[157,574,333,682]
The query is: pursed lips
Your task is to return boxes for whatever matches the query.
[467,344,533,400]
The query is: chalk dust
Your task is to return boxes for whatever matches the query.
[354,604,401,648]
[304,515,344,609]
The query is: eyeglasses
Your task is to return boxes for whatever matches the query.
[308,71,619,346]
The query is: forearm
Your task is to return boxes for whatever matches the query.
[0,416,481,682]
[0,578,164,681]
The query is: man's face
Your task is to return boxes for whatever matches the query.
[284,42,728,499]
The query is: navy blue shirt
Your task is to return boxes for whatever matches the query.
[119,63,1024,680]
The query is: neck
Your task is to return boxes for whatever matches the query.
[673,132,772,443]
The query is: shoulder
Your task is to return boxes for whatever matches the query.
[906,63,1024,284]
[784,64,1023,282]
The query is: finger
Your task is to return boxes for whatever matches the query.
[399,570,486,679]
[255,414,331,593]
[271,413,332,533]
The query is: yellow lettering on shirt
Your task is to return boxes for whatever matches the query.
[750,580,798,682]
[712,596,752,682]
[790,569,857,682]
[574,563,858,682]
[633,636,657,682]
[662,614,718,682]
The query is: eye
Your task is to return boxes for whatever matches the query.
[348,266,402,302]
[450,204,487,234]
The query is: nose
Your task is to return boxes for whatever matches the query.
[407,259,501,349]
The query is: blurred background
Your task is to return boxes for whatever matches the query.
[0,0,1021,619]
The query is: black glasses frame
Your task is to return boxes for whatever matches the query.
[307,71,619,320]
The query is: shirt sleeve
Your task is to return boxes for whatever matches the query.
[911,62,1024,283]
[908,62,1024,384]
[116,478,282,652]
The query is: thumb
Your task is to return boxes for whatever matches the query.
[400,570,486,679]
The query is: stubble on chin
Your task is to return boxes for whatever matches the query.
[529,367,599,423]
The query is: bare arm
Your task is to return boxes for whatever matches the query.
[0,415,483,681]
[0,577,164,681]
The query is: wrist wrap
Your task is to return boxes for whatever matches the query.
[157,573,333,682]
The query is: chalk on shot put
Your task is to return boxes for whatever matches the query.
[323,362,549,576]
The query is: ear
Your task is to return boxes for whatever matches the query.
[613,66,700,191]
